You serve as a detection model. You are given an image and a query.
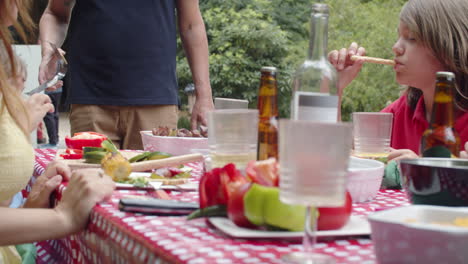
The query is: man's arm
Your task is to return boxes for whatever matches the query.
[39,0,75,53]
[38,0,75,87]
[176,0,214,130]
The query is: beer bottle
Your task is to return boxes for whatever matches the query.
[291,3,339,122]
[420,71,460,158]
[257,66,279,160]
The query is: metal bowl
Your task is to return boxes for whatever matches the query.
[399,158,468,206]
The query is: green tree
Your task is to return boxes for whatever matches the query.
[177,0,406,120]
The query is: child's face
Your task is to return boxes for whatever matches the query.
[392,22,445,91]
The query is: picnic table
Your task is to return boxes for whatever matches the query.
[31,149,409,264]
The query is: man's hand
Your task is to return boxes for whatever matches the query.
[23,161,71,208]
[38,42,65,92]
[191,96,214,131]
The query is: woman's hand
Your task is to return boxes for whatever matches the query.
[23,161,71,208]
[328,42,366,94]
[461,142,468,159]
[388,148,419,162]
[23,93,54,133]
[55,169,115,234]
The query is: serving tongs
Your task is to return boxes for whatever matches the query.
[26,42,68,95]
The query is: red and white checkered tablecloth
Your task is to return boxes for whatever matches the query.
[32,149,409,264]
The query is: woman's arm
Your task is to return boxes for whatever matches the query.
[0,169,114,246]
[0,208,71,246]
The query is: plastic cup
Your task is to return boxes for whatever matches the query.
[208,109,259,171]
[352,112,393,159]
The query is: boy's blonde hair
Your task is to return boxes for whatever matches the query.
[401,0,468,112]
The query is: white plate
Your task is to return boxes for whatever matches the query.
[208,215,370,239]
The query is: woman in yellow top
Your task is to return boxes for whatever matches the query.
[0,1,115,263]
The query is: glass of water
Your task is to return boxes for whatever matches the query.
[279,120,352,264]
[208,109,259,171]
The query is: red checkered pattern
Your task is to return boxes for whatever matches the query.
[32,149,408,264]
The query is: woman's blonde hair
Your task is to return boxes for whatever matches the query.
[400,0,468,113]
[0,0,35,135]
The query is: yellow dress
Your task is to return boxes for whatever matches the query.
[0,102,34,264]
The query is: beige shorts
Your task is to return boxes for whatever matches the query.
[69,104,178,150]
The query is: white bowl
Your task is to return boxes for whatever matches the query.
[368,205,468,264]
[140,131,209,156]
[346,156,385,203]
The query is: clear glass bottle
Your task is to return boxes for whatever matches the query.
[420,71,460,158]
[291,3,338,122]
[257,66,278,161]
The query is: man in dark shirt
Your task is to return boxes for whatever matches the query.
[39,0,214,149]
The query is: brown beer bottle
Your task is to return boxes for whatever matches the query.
[420,71,460,158]
[257,66,279,160]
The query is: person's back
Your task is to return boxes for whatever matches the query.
[68,0,178,105]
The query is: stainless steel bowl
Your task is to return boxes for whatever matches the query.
[399,158,468,206]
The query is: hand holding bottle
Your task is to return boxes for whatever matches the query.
[328,42,366,94]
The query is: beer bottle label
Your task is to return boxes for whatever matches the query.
[422,146,452,158]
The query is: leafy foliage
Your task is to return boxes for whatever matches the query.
[177,0,406,120]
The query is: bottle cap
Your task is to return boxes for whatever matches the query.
[261,66,277,73]
[312,3,329,14]
[436,71,455,80]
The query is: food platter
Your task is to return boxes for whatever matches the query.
[208,215,370,240]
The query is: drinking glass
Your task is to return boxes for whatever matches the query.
[352,112,393,160]
[279,120,352,264]
[208,109,259,171]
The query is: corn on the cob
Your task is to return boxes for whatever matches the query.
[101,151,132,181]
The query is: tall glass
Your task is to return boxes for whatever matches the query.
[279,120,352,263]
[208,109,259,171]
[352,112,393,160]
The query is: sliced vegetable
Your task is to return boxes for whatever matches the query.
[65,132,108,150]
[60,148,83,159]
[199,167,225,208]
[128,152,152,163]
[317,191,353,231]
[83,151,107,164]
[244,184,309,231]
[245,158,279,187]
[227,182,255,228]
[187,205,227,220]
[128,151,172,163]
[83,147,106,154]
[101,139,119,153]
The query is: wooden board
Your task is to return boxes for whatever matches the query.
[56,150,204,172]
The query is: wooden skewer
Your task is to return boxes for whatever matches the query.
[350,55,395,66]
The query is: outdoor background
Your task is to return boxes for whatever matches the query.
[24,0,409,143]
[177,0,407,121]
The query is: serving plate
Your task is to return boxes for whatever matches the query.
[208,215,370,239]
